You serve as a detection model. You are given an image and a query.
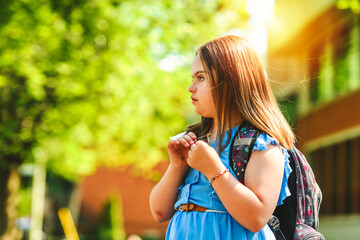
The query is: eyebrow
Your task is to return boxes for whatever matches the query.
[191,70,205,78]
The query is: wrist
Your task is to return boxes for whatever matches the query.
[204,163,227,181]
[169,162,189,173]
[208,168,230,186]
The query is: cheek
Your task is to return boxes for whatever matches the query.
[203,92,216,116]
[206,90,215,107]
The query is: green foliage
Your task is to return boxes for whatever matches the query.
[0,0,248,180]
[98,194,126,240]
[278,95,298,128]
[337,0,360,13]
[310,20,360,105]
[334,54,351,94]
[17,187,32,217]
[318,44,334,101]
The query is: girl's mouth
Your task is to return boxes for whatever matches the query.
[191,97,198,104]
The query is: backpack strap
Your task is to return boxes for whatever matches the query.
[229,121,260,184]
[229,121,294,240]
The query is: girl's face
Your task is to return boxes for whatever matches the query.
[188,55,216,119]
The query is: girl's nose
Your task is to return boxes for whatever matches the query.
[188,83,196,93]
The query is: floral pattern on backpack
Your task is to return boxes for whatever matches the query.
[290,147,324,240]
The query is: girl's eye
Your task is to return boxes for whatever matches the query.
[197,76,204,81]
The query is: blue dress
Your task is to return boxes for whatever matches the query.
[166,127,292,240]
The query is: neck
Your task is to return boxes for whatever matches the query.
[211,115,243,134]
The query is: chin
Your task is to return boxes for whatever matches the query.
[194,110,212,119]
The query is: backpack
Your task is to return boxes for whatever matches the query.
[229,121,325,240]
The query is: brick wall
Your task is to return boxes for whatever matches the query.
[80,161,170,238]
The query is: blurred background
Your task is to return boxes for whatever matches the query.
[0,0,359,239]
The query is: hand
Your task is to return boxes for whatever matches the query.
[168,132,197,170]
[187,141,225,178]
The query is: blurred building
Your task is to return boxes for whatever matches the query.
[79,162,169,239]
[267,0,360,237]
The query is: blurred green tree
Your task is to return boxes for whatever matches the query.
[0,0,248,238]
[337,0,360,13]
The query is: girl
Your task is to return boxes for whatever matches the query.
[149,35,294,239]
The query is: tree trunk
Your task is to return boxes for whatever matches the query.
[0,165,23,240]
[29,162,46,240]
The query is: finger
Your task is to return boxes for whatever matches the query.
[187,132,197,141]
[182,134,195,145]
[186,152,192,162]
[168,140,180,145]
[190,143,197,151]
[178,138,191,147]
[168,140,180,148]
[196,140,206,146]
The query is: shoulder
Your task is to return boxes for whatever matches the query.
[245,135,285,189]
[250,142,284,167]
[250,133,288,167]
[253,133,280,151]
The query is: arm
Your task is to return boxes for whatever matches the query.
[149,133,197,222]
[188,142,284,232]
[149,163,188,222]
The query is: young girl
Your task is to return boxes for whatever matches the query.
[149,35,295,239]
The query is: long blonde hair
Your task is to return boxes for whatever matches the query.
[187,35,295,151]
